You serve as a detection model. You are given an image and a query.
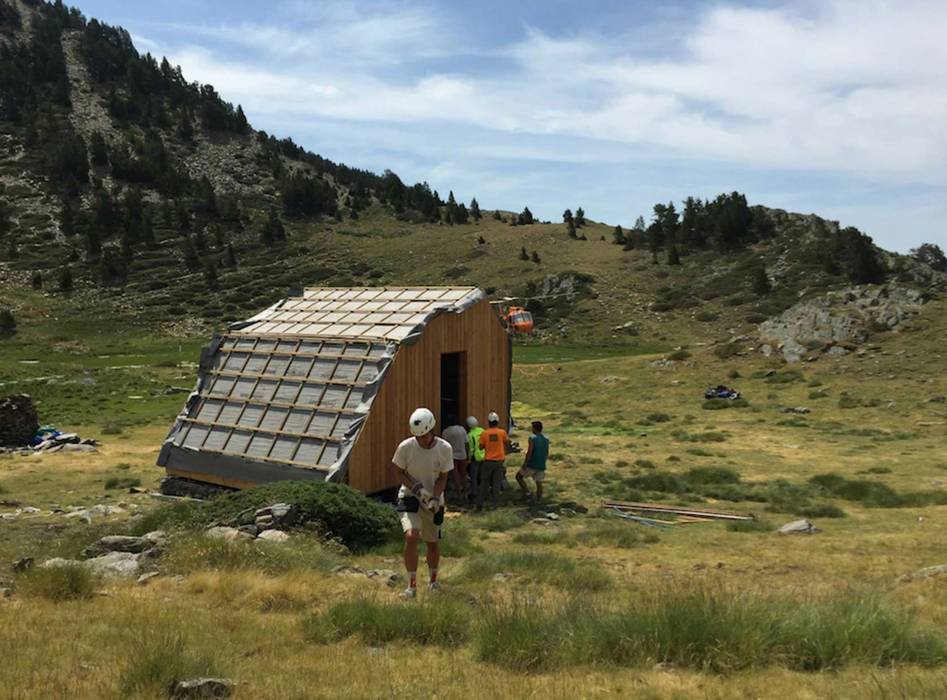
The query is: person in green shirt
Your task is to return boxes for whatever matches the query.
[466,416,485,505]
[516,421,549,501]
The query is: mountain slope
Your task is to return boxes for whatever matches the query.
[0,0,944,351]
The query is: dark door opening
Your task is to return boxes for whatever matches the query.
[440,352,466,428]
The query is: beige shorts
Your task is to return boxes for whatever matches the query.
[518,467,546,483]
[400,508,441,543]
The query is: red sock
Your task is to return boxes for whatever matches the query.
[408,571,417,588]
[429,568,438,584]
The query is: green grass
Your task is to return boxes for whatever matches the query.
[302,598,471,647]
[161,534,338,575]
[462,551,611,592]
[19,564,97,601]
[475,510,526,532]
[572,518,660,548]
[726,519,774,533]
[512,344,668,364]
[474,588,947,673]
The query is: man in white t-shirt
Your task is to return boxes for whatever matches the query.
[442,415,470,501]
[392,407,453,598]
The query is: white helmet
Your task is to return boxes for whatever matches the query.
[466,416,479,428]
[409,407,436,436]
[487,411,500,424]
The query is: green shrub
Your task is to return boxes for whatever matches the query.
[866,466,892,474]
[797,504,847,518]
[136,481,398,552]
[809,473,903,507]
[745,312,768,324]
[104,476,141,490]
[686,466,741,485]
[808,390,829,400]
[463,551,611,592]
[702,398,749,410]
[647,412,673,423]
[713,342,741,359]
[120,633,223,697]
[766,370,803,384]
[696,311,718,322]
[672,430,727,443]
[303,598,471,647]
[623,472,687,494]
[573,519,659,548]
[101,422,124,435]
[19,564,97,601]
[838,395,861,409]
[512,530,560,545]
[666,349,691,361]
[634,459,657,470]
[475,588,947,673]
[726,519,774,533]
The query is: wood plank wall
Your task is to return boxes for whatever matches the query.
[347,299,510,493]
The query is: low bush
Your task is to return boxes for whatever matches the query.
[512,530,560,545]
[647,412,673,423]
[634,459,657,469]
[303,598,471,647]
[623,472,688,494]
[685,466,741,485]
[120,633,223,697]
[838,395,861,409]
[726,518,774,533]
[474,588,947,673]
[809,473,902,507]
[136,481,399,552]
[713,342,741,359]
[702,398,749,410]
[104,476,141,490]
[797,504,847,518]
[766,370,803,384]
[666,349,691,361]
[19,564,97,601]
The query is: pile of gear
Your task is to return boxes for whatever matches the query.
[704,385,741,400]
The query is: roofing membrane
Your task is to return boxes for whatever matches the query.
[236,286,482,341]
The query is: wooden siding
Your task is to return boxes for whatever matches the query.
[347,299,510,493]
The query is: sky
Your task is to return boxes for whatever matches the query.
[67,0,947,252]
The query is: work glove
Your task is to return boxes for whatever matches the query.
[427,493,444,513]
[418,488,434,508]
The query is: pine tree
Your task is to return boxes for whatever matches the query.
[182,237,200,270]
[477,235,486,245]
[60,198,75,236]
[519,246,529,261]
[58,266,73,292]
[567,220,577,238]
[85,227,101,257]
[531,250,540,264]
[90,132,108,167]
[176,109,194,143]
[751,265,771,295]
[202,260,218,289]
[575,207,586,227]
[225,242,238,267]
[31,270,42,289]
[492,209,501,221]
[0,309,15,337]
[234,104,250,134]
[667,245,681,265]
[562,208,573,225]
[470,198,481,221]
[613,225,625,245]
[517,207,534,225]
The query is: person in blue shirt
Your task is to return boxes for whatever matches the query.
[516,420,550,501]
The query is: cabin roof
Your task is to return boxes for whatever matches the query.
[233,286,483,341]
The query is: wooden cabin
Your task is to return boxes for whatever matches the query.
[157,286,511,494]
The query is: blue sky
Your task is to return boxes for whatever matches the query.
[68,0,947,252]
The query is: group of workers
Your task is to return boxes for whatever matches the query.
[391,406,550,599]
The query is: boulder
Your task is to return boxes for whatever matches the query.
[85,551,141,577]
[0,394,39,447]
[897,563,947,583]
[205,526,252,542]
[256,529,289,543]
[253,503,298,530]
[168,677,235,699]
[777,519,821,535]
[82,532,166,558]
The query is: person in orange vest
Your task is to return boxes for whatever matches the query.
[476,411,511,508]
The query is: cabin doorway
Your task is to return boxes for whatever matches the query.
[440,352,466,428]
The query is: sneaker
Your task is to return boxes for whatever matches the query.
[400,586,417,599]
[428,581,441,593]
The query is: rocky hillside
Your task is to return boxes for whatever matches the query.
[0,0,944,349]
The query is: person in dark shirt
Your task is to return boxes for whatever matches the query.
[516,421,549,501]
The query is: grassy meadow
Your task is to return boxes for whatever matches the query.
[1,290,947,698]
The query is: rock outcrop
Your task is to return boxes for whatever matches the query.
[759,285,925,362]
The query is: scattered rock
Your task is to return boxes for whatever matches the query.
[168,677,235,699]
[493,573,513,582]
[1,499,22,508]
[545,512,559,521]
[253,503,299,530]
[0,587,11,599]
[897,563,947,583]
[205,526,253,542]
[782,407,811,415]
[929,395,946,403]
[84,551,142,577]
[777,519,821,535]
[137,571,160,586]
[256,529,289,543]
[365,569,401,587]
[63,504,126,521]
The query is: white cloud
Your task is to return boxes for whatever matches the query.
[157,0,947,186]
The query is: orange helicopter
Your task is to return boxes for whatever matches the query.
[491,299,535,335]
